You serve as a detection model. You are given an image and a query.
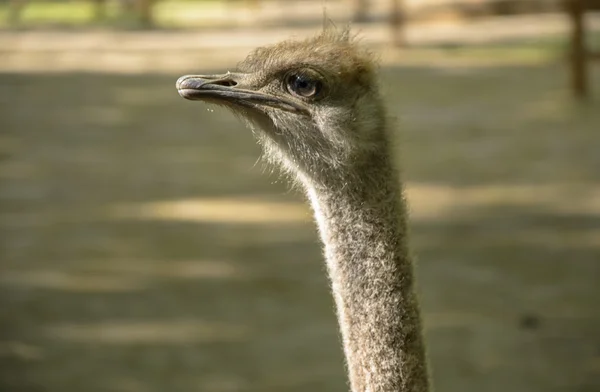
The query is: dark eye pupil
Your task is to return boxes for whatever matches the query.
[289,75,321,97]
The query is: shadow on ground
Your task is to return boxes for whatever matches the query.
[1,62,599,392]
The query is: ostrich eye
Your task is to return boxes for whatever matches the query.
[286,73,322,98]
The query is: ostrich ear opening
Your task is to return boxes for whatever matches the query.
[176,74,309,114]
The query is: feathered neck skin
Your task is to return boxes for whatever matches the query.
[302,134,430,392]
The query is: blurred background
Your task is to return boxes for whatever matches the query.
[1,0,599,391]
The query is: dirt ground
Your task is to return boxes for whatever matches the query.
[1,26,600,392]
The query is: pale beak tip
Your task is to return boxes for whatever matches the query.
[176,75,191,90]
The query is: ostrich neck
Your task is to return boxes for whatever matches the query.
[305,152,430,392]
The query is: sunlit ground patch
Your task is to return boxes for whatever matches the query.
[108,197,312,224]
[0,270,149,292]
[45,320,248,344]
[105,184,600,225]
[406,183,600,221]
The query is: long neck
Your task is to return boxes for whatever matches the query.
[304,150,430,392]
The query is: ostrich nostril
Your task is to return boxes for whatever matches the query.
[214,79,237,87]
[176,75,238,90]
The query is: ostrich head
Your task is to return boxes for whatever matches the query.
[176,29,389,187]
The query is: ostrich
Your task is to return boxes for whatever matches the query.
[176,29,431,392]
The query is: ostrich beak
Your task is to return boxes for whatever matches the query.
[176,74,308,114]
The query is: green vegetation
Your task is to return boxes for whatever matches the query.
[0,0,224,28]
[1,1,101,27]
